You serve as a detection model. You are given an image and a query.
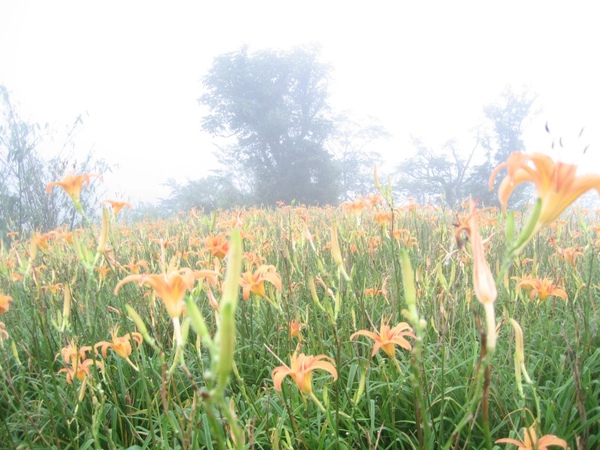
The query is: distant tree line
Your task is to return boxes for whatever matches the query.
[161,46,538,214]
[161,46,388,213]
[2,47,541,231]
[0,84,109,239]
[395,87,537,208]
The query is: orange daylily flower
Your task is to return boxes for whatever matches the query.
[288,319,306,339]
[240,265,282,301]
[6,231,19,240]
[56,340,92,366]
[364,193,384,208]
[9,272,22,283]
[401,198,419,212]
[0,293,13,315]
[272,351,337,394]
[114,267,219,319]
[554,246,584,267]
[56,341,103,384]
[33,231,55,250]
[58,357,104,384]
[46,173,100,209]
[368,236,382,257]
[490,151,600,232]
[393,228,418,249]
[364,277,388,298]
[496,425,567,449]
[203,233,230,260]
[374,211,392,226]
[52,227,74,244]
[95,327,143,370]
[95,266,112,280]
[516,277,568,302]
[42,283,64,295]
[122,259,148,274]
[341,197,368,216]
[242,252,266,268]
[350,319,415,359]
[512,274,535,291]
[102,199,131,215]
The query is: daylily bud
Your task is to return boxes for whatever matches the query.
[96,207,109,255]
[330,224,350,281]
[61,284,71,332]
[29,234,38,262]
[467,202,497,352]
[214,229,242,394]
[374,164,381,191]
[400,250,417,312]
[309,277,325,312]
[125,305,158,350]
[468,206,497,306]
[353,368,367,405]
[330,224,343,267]
[11,340,21,366]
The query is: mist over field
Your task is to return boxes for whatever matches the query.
[1,2,599,207]
[1,4,600,448]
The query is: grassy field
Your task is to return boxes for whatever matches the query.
[1,167,599,449]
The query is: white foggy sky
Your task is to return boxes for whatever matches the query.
[1,1,599,204]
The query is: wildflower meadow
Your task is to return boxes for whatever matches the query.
[1,152,599,449]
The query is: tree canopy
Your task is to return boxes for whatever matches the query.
[199,46,339,206]
[395,137,477,207]
[160,173,249,215]
[395,86,537,208]
[327,114,387,201]
[470,86,537,206]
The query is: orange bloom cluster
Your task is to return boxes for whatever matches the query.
[341,198,369,217]
[393,228,418,249]
[203,233,230,260]
[340,194,384,217]
[33,232,56,250]
[56,341,104,384]
[57,326,144,381]
[553,245,584,268]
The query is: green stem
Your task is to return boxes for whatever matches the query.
[442,349,494,450]
[216,393,245,450]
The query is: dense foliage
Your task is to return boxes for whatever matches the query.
[1,173,598,448]
[200,46,340,206]
[395,87,537,208]
[0,85,109,239]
